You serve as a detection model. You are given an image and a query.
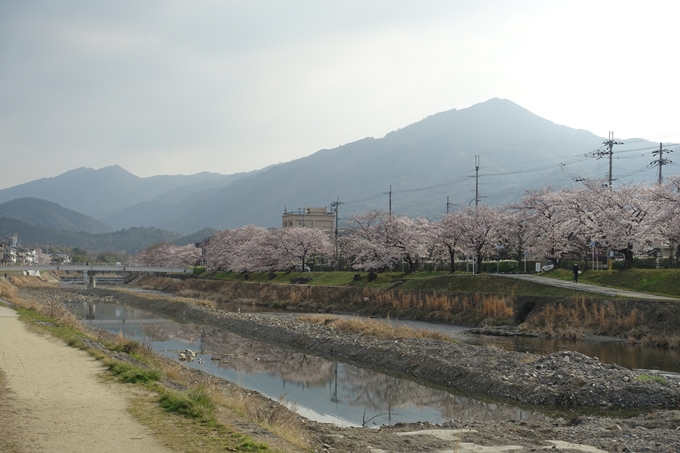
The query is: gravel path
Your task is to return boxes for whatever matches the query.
[0,303,170,453]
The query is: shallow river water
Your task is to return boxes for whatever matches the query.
[64,300,551,427]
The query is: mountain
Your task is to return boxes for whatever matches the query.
[0,217,197,254]
[0,198,112,234]
[119,98,623,233]
[0,166,254,219]
[2,99,671,235]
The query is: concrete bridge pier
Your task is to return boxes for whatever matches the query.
[87,272,96,289]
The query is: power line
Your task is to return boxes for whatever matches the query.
[594,131,624,187]
[650,142,673,184]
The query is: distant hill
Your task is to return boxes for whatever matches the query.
[0,198,112,234]
[0,166,256,219]
[1,99,673,235]
[0,217,201,254]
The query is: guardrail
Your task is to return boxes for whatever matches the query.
[0,264,193,274]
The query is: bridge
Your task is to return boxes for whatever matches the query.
[0,264,192,289]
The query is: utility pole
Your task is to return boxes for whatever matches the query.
[384,185,392,214]
[330,198,343,271]
[446,196,454,213]
[597,132,623,188]
[475,155,480,207]
[651,142,673,185]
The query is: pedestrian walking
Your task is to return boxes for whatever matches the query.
[573,263,579,283]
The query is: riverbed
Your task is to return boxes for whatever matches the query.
[64,299,549,427]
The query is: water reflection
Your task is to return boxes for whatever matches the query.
[463,335,680,374]
[369,317,680,374]
[64,301,548,427]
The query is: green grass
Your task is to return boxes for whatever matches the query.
[15,303,278,452]
[107,360,161,384]
[636,374,667,385]
[544,268,680,298]
[397,274,596,297]
[204,270,599,297]
[159,385,216,420]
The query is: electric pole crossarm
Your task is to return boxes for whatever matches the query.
[593,132,623,187]
[651,142,673,185]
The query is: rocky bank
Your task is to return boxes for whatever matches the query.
[16,286,680,452]
[84,287,680,411]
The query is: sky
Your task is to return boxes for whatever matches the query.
[1,0,679,190]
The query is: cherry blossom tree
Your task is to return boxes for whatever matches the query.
[340,211,431,272]
[644,174,680,267]
[134,243,201,266]
[271,227,333,270]
[34,248,52,265]
[512,187,575,267]
[455,205,502,274]
[432,211,464,273]
[580,181,649,270]
[204,225,274,272]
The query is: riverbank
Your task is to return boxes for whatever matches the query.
[12,284,680,452]
[132,275,680,346]
[85,286,680,411]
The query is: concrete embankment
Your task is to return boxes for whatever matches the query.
[86,287,680,411]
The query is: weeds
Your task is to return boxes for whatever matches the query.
[107,360,161,384]
[636,374,667,386]
[299,314,454,341]
[525,296,645,338]
[5,280,303,452]
[159,385,216,420]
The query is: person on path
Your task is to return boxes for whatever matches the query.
[573,263,579,283]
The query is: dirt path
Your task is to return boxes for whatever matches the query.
[497,273,680,300]
[0,303,170,453]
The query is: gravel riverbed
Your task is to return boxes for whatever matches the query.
[18,286,680,452]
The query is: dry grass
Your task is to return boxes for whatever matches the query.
[525,296,646,338]
[7,275,59,288]
[9,291,83,331]
[299,314,454,341]
[0,279,17,299]
[216,387,305,448]
[113,287,217,307]
[8,284,306,451]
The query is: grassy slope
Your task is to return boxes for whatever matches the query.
[542,269,680,298]
[204,270,596,298]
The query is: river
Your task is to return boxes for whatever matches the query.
[64,300,551,427]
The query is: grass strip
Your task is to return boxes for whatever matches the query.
[5,292,281,453]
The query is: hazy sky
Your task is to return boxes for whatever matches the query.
[2,0,679,189]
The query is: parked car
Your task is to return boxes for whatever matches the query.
[541,262,555,272]
[294,264,311,272]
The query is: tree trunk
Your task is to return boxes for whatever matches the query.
[448,246,456,273]
[618,245,634,270]
[475,252,483,274]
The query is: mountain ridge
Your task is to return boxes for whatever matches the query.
[1,98,671,235]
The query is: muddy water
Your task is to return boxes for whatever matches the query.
[64,301,549,427]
